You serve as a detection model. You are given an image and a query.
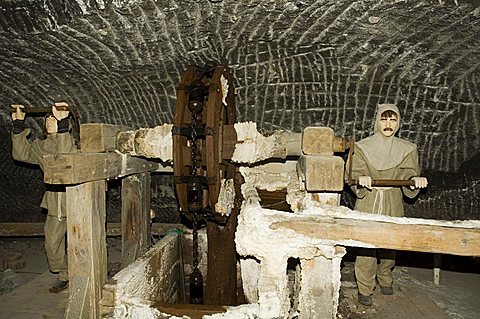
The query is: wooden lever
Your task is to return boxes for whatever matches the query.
[349,179,416,187]
[10,104,69,113]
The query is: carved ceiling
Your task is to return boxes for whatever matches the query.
[1,0,479,221]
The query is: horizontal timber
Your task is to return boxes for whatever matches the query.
[0,223,188,237]
[271,215,480,257]
[43,153,159,184]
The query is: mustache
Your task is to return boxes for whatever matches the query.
[383,128,393,132]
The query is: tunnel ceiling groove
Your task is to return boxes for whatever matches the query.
[0,0,479,220]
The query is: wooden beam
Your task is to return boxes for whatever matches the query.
[0,222,187,237]
[65,180,107,319]
[80,123,131,153]
[271,215,480,256]
[43,153,159,184]
[153,303,227,319]
[113,223,187,236]
[205,183,240,306]
[0,223,45,236]
[121,173,151,267]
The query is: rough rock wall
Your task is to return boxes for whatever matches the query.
[406,149,480,220]
[1,0,479,221]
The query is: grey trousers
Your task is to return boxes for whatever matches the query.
[44,215,68,281]
[355,248,395,296]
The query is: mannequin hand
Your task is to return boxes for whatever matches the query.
[52,102,70,120]
[358,176,372,190]
[411,177,428,190]
[11,104,25,121]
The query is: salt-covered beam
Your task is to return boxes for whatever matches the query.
[116,124,173,161]
[231,122,302,163]
[271,209,480,256]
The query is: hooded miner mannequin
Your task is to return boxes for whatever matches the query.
[346,103,428,306]
[11,102,77,293]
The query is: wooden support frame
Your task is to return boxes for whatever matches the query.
[61,174,155,318]
[65,180,107,319]
[121,173,152,267]
[40,139,160,318]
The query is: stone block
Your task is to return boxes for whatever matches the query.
[303,127,335,155]
[300,155,344,191]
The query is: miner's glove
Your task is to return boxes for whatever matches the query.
[358,176,372,190]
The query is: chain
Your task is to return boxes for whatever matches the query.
[190,110,198,177]
[192,214,199,269]
[189,99,201,272]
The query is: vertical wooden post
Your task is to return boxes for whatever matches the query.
[121,172,151,267]
[205,209,238,306]
[433,254,442,285]
[65,180,107,319]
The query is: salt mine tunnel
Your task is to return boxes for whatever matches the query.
[0,0,480,318]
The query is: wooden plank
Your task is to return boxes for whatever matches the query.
[153,303,227,319]
[271,216,480,256]
[110,234,184,308]
[43,153,159,184]
[0,222,45,236]
[80,123,130,153]
[0,222,187,237]
[65,181,107,319]
[121,173,151,267]
[114,223,187,237]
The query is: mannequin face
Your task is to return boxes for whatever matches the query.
[379,113,398,137]
[45,115,58,134]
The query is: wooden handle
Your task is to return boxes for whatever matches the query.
[349,179,416,187]
[10,105,69,113]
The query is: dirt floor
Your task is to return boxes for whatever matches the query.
[338,249,480,319]
[1,238,479,319]
[0,237,123,319]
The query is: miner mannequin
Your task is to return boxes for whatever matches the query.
[346,103,428,306]
[11,103,77,293]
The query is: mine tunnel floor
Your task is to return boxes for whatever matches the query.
[1,238,479,319]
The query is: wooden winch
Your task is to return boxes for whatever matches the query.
[172,64,241,306]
